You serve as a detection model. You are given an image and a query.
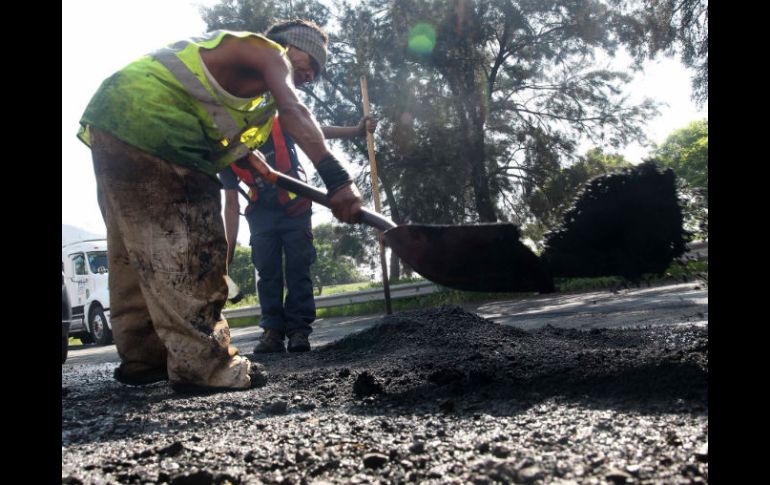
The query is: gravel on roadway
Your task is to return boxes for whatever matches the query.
[62,294,708,484]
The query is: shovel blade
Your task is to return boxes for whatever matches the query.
[384,223,554,293]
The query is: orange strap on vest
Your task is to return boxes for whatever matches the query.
[228,118,311,216]
[270,120,294,206]
[270,120,311,216]
[229,162,259,203]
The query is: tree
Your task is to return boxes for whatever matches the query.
[200,0,331,32]
[612,0,708,105]
[326,0,658,227]
[312,222,375,265]
[227,225,369,298]
[311,223,369,292]
[229,244,256,296]
[652,118,707,238]
[202,0,661,273]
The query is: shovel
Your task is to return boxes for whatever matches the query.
[250,157,554,293]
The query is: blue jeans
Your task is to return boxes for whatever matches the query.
[249,211,316,337]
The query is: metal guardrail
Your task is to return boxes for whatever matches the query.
[222,280,442,319]
[225,241,708,320]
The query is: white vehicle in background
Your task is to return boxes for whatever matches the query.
[62,239,113,345]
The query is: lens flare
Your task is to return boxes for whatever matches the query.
[407,23,436,55]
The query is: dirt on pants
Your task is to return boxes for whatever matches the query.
[90,128,251,389]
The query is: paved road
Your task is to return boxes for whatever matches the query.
[64,281,707,367]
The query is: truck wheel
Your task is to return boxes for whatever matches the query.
[88,305,113,346]
[62,334,68,364]
[77,332,94,344]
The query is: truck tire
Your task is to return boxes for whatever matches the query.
[62,303,69,364]
[78,332,95,344]
[62,333,68,364]
[88,304,113,346]
[62,273,71,364]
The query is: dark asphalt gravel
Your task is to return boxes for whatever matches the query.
[62,305,708,484]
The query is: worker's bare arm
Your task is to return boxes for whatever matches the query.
[225,39,331,164]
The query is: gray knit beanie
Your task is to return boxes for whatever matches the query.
[271,25,328,74]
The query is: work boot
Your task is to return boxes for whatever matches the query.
[113,364,168,386]
[253,328,286,354]
[171,359,268,395]
[287,332,311,353]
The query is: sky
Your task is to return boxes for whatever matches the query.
[62,0,707,246]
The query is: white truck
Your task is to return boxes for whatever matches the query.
[61,239,113,345]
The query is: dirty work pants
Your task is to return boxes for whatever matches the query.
[248,211,316,337]
[90,129,251,389]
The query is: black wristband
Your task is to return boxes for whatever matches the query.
[317,155,353,194]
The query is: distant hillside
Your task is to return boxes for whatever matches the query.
[62,224,105,247]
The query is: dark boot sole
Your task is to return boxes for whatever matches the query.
[114,366,168,386]
[252,343,286,354]
[287,344,311,352]
[171,367,268,394]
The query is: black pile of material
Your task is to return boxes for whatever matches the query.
[254,306,708,408]
[541,161,689,282]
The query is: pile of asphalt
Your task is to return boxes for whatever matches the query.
[62,306,708,484]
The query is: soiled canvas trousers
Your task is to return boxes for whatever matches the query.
[90,129,251,389]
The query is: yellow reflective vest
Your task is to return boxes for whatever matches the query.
[78,31,284,176]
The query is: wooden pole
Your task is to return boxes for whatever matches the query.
[360,75,392,314]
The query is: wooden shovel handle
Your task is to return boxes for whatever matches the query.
[269,170,397,231]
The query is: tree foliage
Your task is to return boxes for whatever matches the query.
[611,0,708,105]
[200,0,331,32]
[312,222,375,265]
[652,118,707,238]
[229,244,257,295]
[227,226,368,298]
[324,0,659,227]
[311,223,369,289]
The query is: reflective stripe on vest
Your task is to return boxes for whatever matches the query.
[151,33,274,163]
